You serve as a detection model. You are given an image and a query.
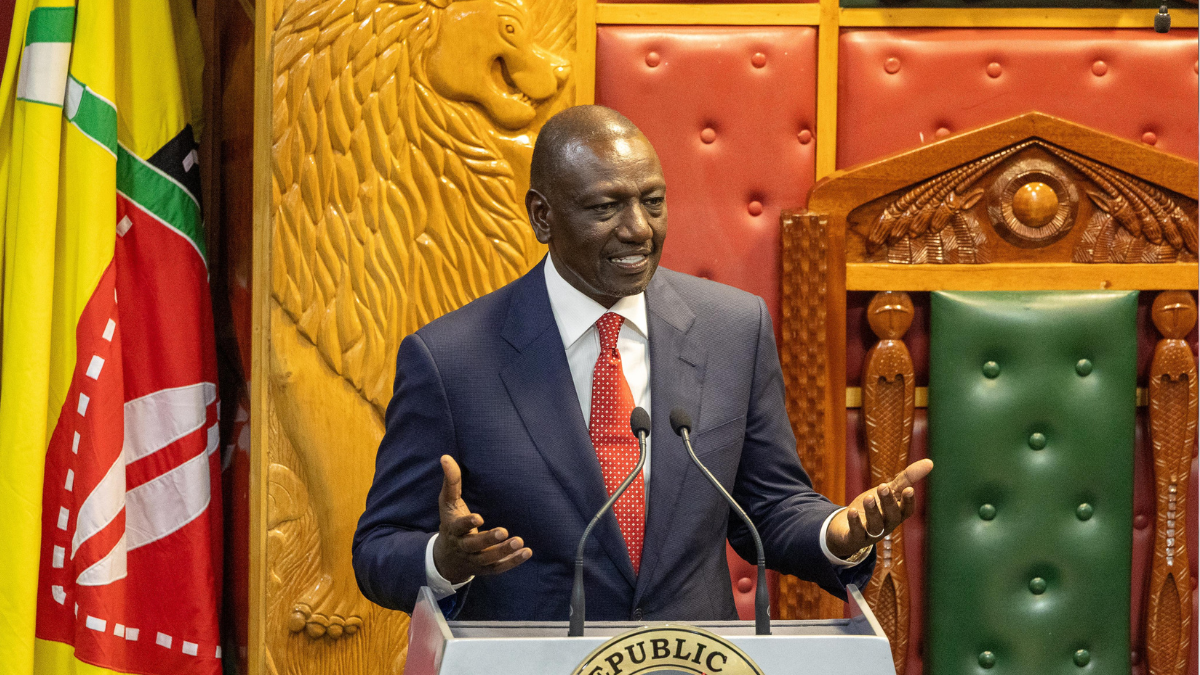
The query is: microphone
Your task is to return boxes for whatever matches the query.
[670,408,771,636]
[568,407,650,637]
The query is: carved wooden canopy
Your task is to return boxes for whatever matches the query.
[807,112,1199,291]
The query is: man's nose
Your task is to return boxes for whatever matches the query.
[618,203,654,242]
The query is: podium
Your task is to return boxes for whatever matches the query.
[405,585,896,674]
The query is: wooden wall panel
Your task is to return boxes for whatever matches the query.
[251,0,577,671]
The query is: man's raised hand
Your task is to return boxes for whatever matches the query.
[432,455,532,584]
[825,458,934,560]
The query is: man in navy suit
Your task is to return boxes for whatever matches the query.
[352,106,932,621]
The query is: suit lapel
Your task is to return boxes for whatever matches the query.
[498,262,637,588]
[634,273,706,605]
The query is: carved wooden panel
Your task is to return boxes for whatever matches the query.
[777,211,846,620]
[1146,290,1197,675]
[261,0,575,669]
[861,291,915,675]
[849,140,1198,265]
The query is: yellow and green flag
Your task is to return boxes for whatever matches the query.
[0,0,222,673]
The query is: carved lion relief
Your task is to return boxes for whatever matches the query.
[850,140,1198,265]
[265,0,574,667]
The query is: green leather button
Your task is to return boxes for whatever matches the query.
[1076,359,1093,376]
[979,651,996,669]
[1028,432,1047,450]
[1074,649,1090,667]
[1029,577,1047,594]
[1076,503,1094,521]
[979,504,996,520]
[982,361,1001,378]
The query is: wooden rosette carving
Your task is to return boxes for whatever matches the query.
[861,291,915,675]
[777,211,837,620]
[1146,291,1197,675]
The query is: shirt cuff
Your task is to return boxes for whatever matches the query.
[819,508,869,568]
[425,533,474,599]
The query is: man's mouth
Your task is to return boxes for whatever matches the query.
[609,253,649,270]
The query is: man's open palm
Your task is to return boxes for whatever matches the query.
[432,455,532,584]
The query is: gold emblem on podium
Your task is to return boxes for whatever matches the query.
[572,625,765,675]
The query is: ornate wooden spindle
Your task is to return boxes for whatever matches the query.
[1146,290,1197,675]
[862,291,915,675]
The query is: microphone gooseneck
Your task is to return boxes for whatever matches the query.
[670,406,771,636]
[569,406,650,637]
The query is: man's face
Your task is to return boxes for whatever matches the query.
[527,133,667,308]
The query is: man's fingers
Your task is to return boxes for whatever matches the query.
[444,512,482,538]
[863,492,886,537]
[890,458,934,493]
[846,506,868,544]
[439,455,464,509]
[480,546,533,576]
[878,484,904,527]
[470,537,528,568]
[900,487,917,520]
[456,527,511,554]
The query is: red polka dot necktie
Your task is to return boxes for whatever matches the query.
[589,312,645,574]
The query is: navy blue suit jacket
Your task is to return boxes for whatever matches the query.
[352,260,873,621]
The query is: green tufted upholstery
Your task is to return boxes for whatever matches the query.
[927,291,1138,675]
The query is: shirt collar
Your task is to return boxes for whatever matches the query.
[543,255,648,349]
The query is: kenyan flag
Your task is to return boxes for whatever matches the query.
[0,0,221,673]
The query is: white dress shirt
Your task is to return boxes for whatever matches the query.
[424,257,857,598]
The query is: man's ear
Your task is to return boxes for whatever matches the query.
[526,188,553,244]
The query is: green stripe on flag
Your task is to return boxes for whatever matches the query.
[117,146,207,262]
[66,76,117,156]
[25,7,74,44]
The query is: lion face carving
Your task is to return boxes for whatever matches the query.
[425,0,569,129]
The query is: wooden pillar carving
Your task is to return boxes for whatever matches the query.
[1146,290,1197,675]
[777,211,843,620]
[862,291,915,675]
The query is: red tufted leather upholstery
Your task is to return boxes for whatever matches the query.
[837,29,1199,169]
[596,26,818,325]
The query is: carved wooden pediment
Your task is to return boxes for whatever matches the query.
[808,112,1199,290]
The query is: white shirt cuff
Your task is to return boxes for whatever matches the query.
[425,533,474,599]
[819,508,867,568]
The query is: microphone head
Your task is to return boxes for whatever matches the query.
[669,408,692,436]
[630,407,651,437]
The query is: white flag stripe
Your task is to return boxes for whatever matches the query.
[125,628,139,641]
[182,641,198,656]
[102,319,115,341]
[85,616,106,632]
[72,431,80,454]
[77,392,89,416]
[76,532,128,586]
[51,586,66,604]
[206,424,219,456]
[71,451,126,557]
[123,382,216,464]
[65,468,74,491]
[126,451,211,551]
[86,355,104,379]
[16,41,71,105]
[114,624,125,637]
[52,546,65,568]
[156,632,172,648]
[57,507,69,530]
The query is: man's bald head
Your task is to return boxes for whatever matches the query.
[529,105,644,198]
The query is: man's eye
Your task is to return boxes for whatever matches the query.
[644,197,664,208]
[591,202,619,213]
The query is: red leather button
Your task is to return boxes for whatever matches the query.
[935,127,951,139]
[645,51,661,68]
[700,127,716,144]
[1142,131,1158,145]
[752,52,767,68]
[986,62,1002,78]
[1131,650,1141,665]
[1092,60,1108,76]
[736,577,753,593]
[797,129,812,144]
[748,201,763,216]
[1135,514,1149,529]
[884,57,901,74]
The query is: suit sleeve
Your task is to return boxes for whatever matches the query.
[728,297,875,600]
[352,331,466,614]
